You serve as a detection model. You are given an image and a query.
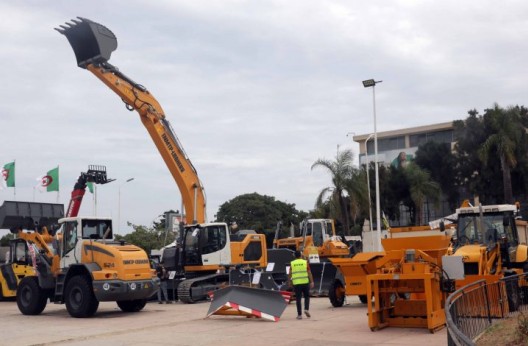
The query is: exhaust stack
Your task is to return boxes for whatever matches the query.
[55,17,117,68]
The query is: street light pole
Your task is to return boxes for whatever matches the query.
[118,177,134,235]
[362,79,383,251]
[365,134,374,244]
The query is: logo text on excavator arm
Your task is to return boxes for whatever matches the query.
[161,133,185,173]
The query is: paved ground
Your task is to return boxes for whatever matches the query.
[0,296,447,346]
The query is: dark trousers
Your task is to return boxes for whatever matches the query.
[293,283,310,316]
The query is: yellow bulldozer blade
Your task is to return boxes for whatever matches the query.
[55,17,117,68]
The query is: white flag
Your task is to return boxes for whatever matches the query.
[35,175,46,192]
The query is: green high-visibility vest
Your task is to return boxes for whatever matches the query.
[291,259,309,285]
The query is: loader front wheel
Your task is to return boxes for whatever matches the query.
[17,276,48,315]
[117,299,147,312]
[359,295,369,304]
[506,279,520,312]
[65,275,99,318]
[329,280,345,307]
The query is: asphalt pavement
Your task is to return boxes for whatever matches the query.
[0,295,447,346]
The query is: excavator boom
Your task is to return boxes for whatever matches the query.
[57,17,206,223]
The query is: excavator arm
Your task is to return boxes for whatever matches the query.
[57,17,206,223]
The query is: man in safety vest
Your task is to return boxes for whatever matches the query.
[289,250,314,320]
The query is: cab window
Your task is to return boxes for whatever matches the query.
[63,221,78,254]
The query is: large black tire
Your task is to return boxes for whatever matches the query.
[17,276,48,315]
[117,299,147,312]
[328,280,345,307]
[506,279,520,312]
[64,275,99,318]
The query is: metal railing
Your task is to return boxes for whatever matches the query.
[446,273,528,345]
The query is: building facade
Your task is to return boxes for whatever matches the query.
[353,121,454,168]
[352,121,455,227]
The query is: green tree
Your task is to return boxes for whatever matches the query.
[404,162,440,225]
[216,192,307,233]
[478,104,524,203]
[414,141,458,209]
[116,215,176,255]
[0,233,15,247]
[344,168,368,229]
[454,105,528,204]
[311,149,354,233]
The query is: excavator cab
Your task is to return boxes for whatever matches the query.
[56,17,117,68]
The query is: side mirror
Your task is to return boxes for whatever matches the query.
[439,221,445,232]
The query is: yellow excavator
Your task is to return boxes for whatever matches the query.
[57,17,282,303]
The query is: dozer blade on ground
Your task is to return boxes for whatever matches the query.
[55,17,117,68]
[206,286,291,322]
[0,201,64,231]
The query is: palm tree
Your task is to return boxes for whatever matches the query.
[311,149,355,233]
[404,162,440,225]
[344,168,368,229]
[478,104,523,203]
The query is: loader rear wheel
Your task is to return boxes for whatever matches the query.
[117,299,147,312]
[65,275,99,318]
[329,280,345,307]
[17,276,48,315]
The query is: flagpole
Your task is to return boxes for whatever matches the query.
[13,159,16,200]
[33,187,35,202]
[94,184,97,216]
[56,165,60,203]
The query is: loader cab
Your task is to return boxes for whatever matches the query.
[303,219,333,247]
[455,206,519,249]
[182,223,230,267]
[60,217,113,267]
[10,239,32,266]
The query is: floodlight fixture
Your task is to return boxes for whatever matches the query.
[362,79,382,88]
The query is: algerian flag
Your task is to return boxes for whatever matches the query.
[87,181,94,193]
[1,161,15,189]
[36,167,59,192]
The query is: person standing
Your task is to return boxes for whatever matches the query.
[289,250,314,319]
[156,262,172,304]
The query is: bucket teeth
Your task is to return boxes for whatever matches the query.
[56,17,118,68]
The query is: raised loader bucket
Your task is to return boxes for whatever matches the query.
[0,201,64,231]
[55,17,117,68]
[206,286,291,322]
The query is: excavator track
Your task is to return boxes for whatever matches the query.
[177,273,229,304]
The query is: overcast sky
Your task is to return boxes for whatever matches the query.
[1,1,527,235]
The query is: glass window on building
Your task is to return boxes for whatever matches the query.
[409,133,427,147]
[409,130,453,147]
[367,136,405,154]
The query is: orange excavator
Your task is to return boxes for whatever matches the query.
[57,17,283,303]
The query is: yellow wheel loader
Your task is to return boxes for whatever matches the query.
[0,238,35,300]
[0,201,159,318]
[274,219,351,296]
[451,202,528,311]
